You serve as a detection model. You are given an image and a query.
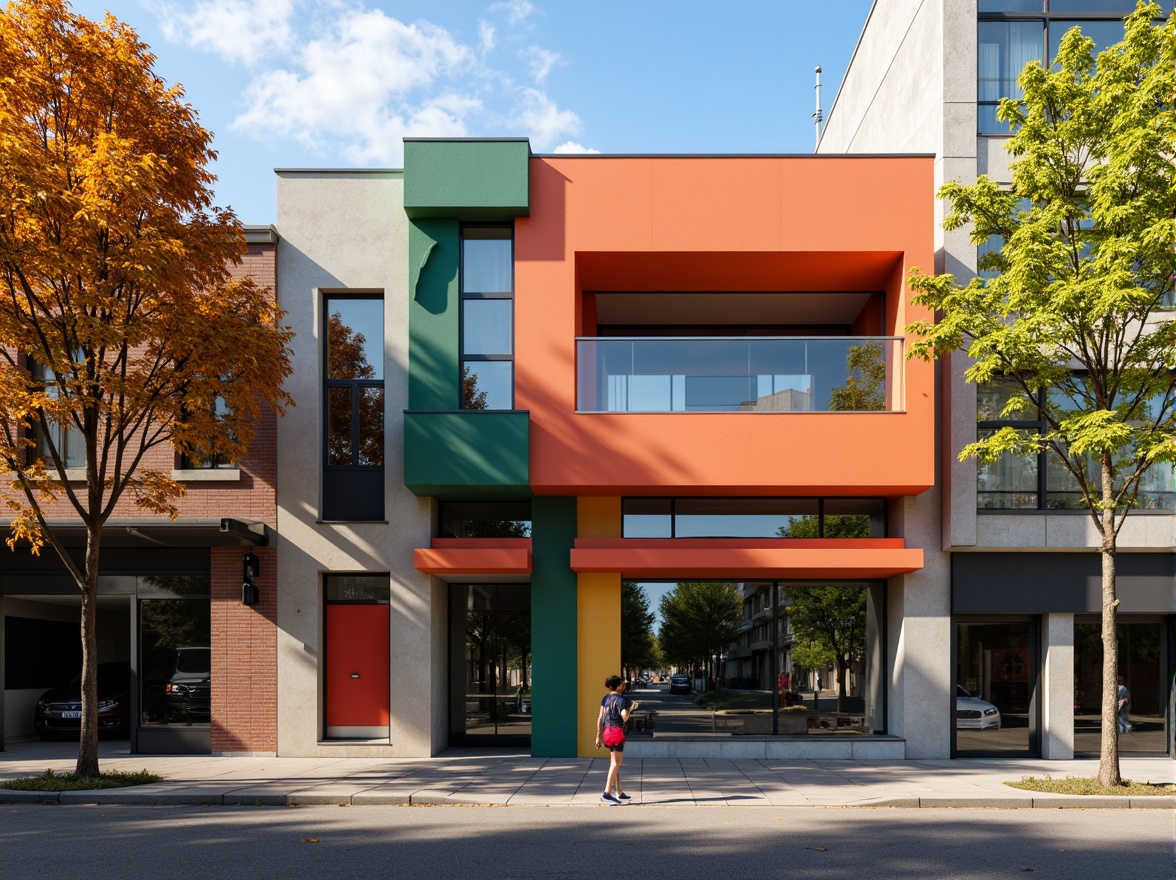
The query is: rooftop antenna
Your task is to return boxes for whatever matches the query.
[813,65,823,151]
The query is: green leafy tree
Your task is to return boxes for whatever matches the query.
[778,515,871,538]
[658,582,743,687]
[829,341,887,411]
[906,3,1175,786]
[786,585,867,712]
[621,582,658,677]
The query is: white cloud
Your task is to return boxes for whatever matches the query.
[478,20,496,54]
[523,46,561,84]
[490,0,535,26]
[151,0,296,67]
[511,88,581,151]
[552,141,600,154]
[187,2,590,164]
[230,9,479,164]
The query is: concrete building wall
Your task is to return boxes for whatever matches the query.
[275,171,436,757]
[820,0,1174,761]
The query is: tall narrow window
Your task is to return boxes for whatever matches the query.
[977,20,1044,134]
[30,361,85,469]
[323,295,384,521]
[461,227,513,410]
[180,395,236,469]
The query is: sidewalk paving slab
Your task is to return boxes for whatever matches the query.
[1,741,1171,809]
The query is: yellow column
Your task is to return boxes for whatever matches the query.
[576,497,621,757]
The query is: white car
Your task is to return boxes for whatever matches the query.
[956,685,1001,730]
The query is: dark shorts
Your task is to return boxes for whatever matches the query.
[602,726,625,751]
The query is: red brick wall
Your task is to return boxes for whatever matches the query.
[2,241,279,524]
[210,545,277,753]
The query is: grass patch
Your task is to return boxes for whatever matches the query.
[1005,775,1175,796]
[1,768,163,792]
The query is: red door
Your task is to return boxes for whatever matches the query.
[326,604,390,738]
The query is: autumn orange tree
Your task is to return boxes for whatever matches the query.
[0,0,293,777]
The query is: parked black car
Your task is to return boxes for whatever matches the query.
[164,646,211,724]
[34,662,131,740]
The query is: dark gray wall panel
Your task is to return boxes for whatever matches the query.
[953,552,1175,614]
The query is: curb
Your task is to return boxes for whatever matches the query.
[1,790,1172,809]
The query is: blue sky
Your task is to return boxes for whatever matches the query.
[69,1,875,223]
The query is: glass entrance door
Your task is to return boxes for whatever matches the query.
[1074,617,1170,756]
[449,584,531,746]
[955,619,1038,756]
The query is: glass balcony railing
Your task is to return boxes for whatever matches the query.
[576,336,904,413]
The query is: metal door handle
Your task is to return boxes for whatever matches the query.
[351,673,360,679]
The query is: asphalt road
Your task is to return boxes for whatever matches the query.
[2,803,1170,880]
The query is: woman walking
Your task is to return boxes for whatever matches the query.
[595,675,639,804]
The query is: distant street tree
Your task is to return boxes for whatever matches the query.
[0,1,294,778]
[658,582,742,688]
[621,582,658,677]
[785,585,867,712]
[906,3,1175,787]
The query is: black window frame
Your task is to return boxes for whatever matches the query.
[321,293,385,522]
[976,2,1174,136]
[975,376,1175,512]
[322,293,385,472]
[459,224,515,411]
[620,496,889,538]
[178,394,238,470]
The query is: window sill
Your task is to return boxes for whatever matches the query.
[44,467,87,482]
[172,468,241,482]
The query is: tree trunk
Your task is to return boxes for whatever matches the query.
[836,657,848,713]
[1095,456,1121,788]
[75,531,102,778]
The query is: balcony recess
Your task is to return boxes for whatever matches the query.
[576,336,903,413]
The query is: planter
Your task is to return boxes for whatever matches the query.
[717,711,808,735]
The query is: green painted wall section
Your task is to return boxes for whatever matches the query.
[408,218,460,411]
[404,139,530,219]
[403,411,530,499]
[530,496,578,757]
[404,140,533,494]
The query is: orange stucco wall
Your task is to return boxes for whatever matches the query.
[514,156,935,497]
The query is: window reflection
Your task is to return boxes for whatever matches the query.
[449,583,531,743]
[461,227,514,411]
[462,228,512,293]
[622,498,887,538]
[140,598,211,728]
[461,361,512,411]
[327,299,383,380]
[956,621,1034,755]
[462,299,513,356]
[1074,619,1168,755]
[438,501,531,538]
[623,580,882,738]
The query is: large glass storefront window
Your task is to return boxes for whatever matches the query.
[955,620,1037,755]
[139,577,211,729]
[1074,618,1170,756]
[621,580,883,738]
[449,584,531,745]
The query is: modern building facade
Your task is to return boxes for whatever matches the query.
[7,5,1168,766]
[818,0,1174,759]
[272,139,956,759]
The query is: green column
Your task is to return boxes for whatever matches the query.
[408,217,459,410]
[530,496,577,756]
